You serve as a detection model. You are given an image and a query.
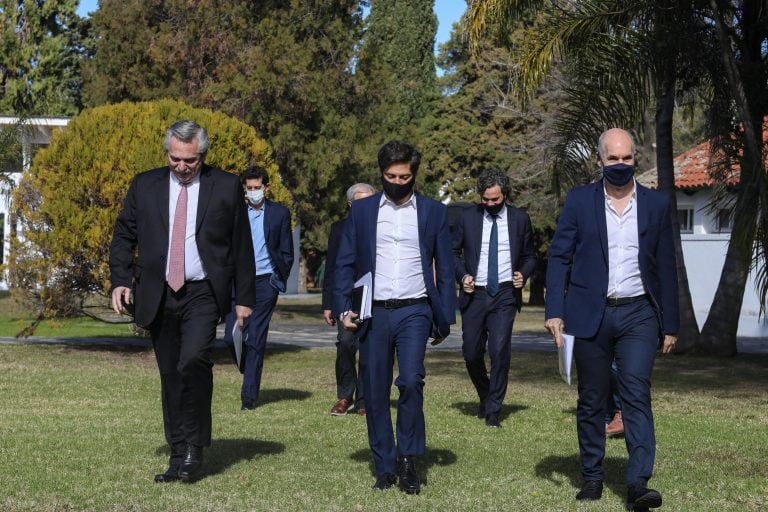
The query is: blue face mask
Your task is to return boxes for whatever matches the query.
[602,163,635,187]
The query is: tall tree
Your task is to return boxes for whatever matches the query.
[0,0,87,115]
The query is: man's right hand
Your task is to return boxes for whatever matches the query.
[111,286,132,315]
[462,275,475,293]
[545,317,565,348]
[341,311,359,331]
[323,309,335,326]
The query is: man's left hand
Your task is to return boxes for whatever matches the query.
[235,305,253,329]
[513,271,524,288]
[661,334,677,354]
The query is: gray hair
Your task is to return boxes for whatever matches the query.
[346,183,375,203]
[164,120,210,155]
[597,128,635,160]
[476,169,511,197]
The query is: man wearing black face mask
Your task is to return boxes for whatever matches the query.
[452,169,536,428]
[545,128,679,510]
[333,140,455,494]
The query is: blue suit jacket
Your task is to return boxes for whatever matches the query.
[545,181,679,339]
[333,192,456,339]
[260,199,294,292]
[452,203,537,312]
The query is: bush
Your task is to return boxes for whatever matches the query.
[7,99,287,323]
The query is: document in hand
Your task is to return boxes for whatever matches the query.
[232,323,245,373]
[352,272,373,321]
[558,333,575,385]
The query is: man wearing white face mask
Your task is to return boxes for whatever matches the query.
[227,165,293,410]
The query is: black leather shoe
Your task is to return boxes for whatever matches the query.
[241,400,257,410]
[179,445,204,482]
[397,456,421,494]
[626,485,662,511]
[154,464,181,483]
[576,480,603,501]
[485,412,501,428]
[372,473,397,490]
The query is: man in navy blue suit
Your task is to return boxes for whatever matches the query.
[452,169,536,428]
[545,128,679,511]
[334,140,455,494]
[226,165,294,411]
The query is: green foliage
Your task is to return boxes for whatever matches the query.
[0,0,86,115]
[7,99,283,320]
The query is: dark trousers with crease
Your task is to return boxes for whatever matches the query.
[574,299,659,486]
[360,302,431,476]
[150,281,220,462]
[460,286,517,416]
[336,322,364,408]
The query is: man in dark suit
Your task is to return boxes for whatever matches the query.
[452,169,536,428]
[109,120,255,483]
[322,183,375,417]
[230,165,294,411]
[545,128,679,511]
[334,140,455,495]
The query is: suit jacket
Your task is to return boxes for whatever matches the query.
[452,203,537,312]
[545,181,679,339]
[259,199,294,293]
[109,164,256,328]
[333,192,456,339]
[321,217,345,312]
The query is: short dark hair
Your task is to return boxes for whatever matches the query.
[377,140,420,174]
[476,169,511,198]
[241,165,270,186]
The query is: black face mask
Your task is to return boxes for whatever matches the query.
[381,176,414,202]
[602,163,635,187]
[484,202,504,216]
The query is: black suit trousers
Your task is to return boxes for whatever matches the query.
[460,286,517,415]
[335,322,363,406]
[150,281,220,449]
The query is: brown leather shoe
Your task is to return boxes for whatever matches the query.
[606,410,624,436]
[330,399,353,416]
[357,408,366,416]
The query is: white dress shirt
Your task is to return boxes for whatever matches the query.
[166,172,206,282]
[374,193,427,300]
[475,204,513,286]
[605,181,644,298]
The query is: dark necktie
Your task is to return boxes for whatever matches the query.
[487,214,499,296]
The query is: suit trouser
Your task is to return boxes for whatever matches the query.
[335,322,364,407]
[150,281,220,459]
[460,286,517,416]
[574,299,659,486]
[360,302,432,476]
[240,275,279,403]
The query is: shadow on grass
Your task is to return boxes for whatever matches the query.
[257,387,312,406]
[349,446,458,483]
[154,438,285,480]
[451,401,529,420]
[535,454,627,498]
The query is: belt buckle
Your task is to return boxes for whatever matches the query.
[384,299,396,309]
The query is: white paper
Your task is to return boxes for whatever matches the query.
[232,323,244,370]
[353,272,373,321]
[558,333,575,385]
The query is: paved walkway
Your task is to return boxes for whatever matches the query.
[1,323,766,354]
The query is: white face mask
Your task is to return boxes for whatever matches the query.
[246,189,264,205]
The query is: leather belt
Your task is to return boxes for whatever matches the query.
[474,281,515,291]
[606,294,647,307]
[372,297,428,309]
[255,273,272,282]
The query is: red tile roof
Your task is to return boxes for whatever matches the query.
[636,139,740,189]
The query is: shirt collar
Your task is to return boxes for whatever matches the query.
[603,179,637,205]
[379,192,417,210]
[169,171,200,187]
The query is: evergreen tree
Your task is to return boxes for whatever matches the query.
[0,0,86,115]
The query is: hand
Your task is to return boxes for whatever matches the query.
[462,275,475,293]
[661,334,677,354]
[111,286,132,315]
[341,311,359,331]
[513,271,524,288]
[323,309,335,326]
[545,317,565,348]
[235,305,253,329]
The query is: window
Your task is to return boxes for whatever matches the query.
[716,209,732,233]
[678,208,694,234]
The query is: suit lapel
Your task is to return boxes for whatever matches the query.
[367,193,380,271]
[263,200,271,244]
[157,169,171,236]
[506,205,518,256]
[416,193,427,251]
[594,183,609,265]
[196,166,213,233]
[636,184,649,244]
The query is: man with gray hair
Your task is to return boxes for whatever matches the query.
[452,169,536,428]
[322,182,375,416]
[110,120,255,483]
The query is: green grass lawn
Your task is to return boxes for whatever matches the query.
[1,342,766,511]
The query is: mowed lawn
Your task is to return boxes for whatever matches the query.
[1,340,767,511]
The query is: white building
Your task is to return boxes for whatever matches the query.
[0,116,71,290]
[637,139,767,337]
